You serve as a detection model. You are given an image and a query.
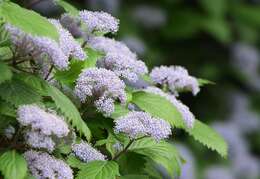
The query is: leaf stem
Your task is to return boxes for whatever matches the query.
[112,139,134,160]
[44,65,54,80]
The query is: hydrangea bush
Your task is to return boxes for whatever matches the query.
[0,1,227,179]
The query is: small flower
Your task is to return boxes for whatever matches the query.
[72,141,106,162]
[24,150,73,179]
[150,66,200,96]
[144,87,195,128]
[25,131,55,152]
[74,68,126,116]
[114,111,171,141]
[49,19,86,60]
[88,36,148,82]
[17,104,69,137]
[79,10,119,33]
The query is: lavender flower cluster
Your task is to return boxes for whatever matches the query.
[72,141,106,162]
[74,68,126,116]
[79,10,119,33]
[88,36,148,82]
[114,111,171,141]
[24,150,73,179]
[17,104,69,152]
[150,66,200,96]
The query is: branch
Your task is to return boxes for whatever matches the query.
[112,139,134,160]
[44,65,54,80]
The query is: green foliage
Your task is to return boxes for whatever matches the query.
[199,0,227,17]
[132,91,228,157]
[0,1,59,41]
[0,150,27,179]
[46,85,91,141]
[128,137,182,178]
[0,79,42,107]
[0,62,12,84]
[54,0,79,15]
[76,161,120,179]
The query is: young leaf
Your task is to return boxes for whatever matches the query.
[128,138,182,178]
[0,62,12,84]
[0,79,42,107]
[0,1,59,41]
[54,0,79,15]
[0,150,27,179]
[198,78,215,86]
[76,161,120,179]
[132,91,228,157]
[46,85,91,141]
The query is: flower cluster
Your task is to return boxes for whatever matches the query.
[49,19,86,60]
[150,66,200,96]
[88,36,148,82]
[24,150,73,179]
[17,104,69,152]
[79,10,119,33]
[74,68,126,116]
[144,87,195,128]
[114,111,171,141]
[72,141,106,162]
[5,24,69,70]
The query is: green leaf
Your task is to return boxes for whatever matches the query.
[46,85,91,141]
[55,48,103,86]
[110,104,129,119]
[0,79,42,107]
[54,0,79,15]
[0,100,16,117]
[19,74,48,95]
[76,161,120,179]
[199,0,227,17]
[185,119,228,158]
[0,62,12,84]
[128,138,182,178]
[120,175,149,179]
[132,91,228,157]
[198,78,215,86]
[0,1,59,41]
[67,155,86,169]
[0,150,27,179]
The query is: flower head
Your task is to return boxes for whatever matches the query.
[88,36,148,82]
[17,104,69,137]
[150,66,200,96]
[144,87,195,128]
[79,10,119,33]
[60,14,83,38]
[74,68,126,116]
[72,141,106,162]
[49,19,86,60]
[24,150,73,179]
[114,111,171,141]
[5,24,69,70]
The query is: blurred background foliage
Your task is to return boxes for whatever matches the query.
[19,0,260,178]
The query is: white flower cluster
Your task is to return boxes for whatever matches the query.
[144,87,195,128]
[88,36,148,82]
[74,68,126,116]
[114,111,171,141]
[49,19,86,60]
[150,66,200,96]
[17,104,69,152]
[24,150,73,179]
[72,141,106,162]
[79,10,119,33]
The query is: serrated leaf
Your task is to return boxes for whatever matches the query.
[46,85,91,141]
[54,0,79,15]
[0,150,27,179]
[0,1,59,41]
[0,79,42,107]
[0,62,12,84]
[128,138,182,178]
[132,91,228,157]
[19,74,48,95]
[76,161,120,179]
[120,175,149,179]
